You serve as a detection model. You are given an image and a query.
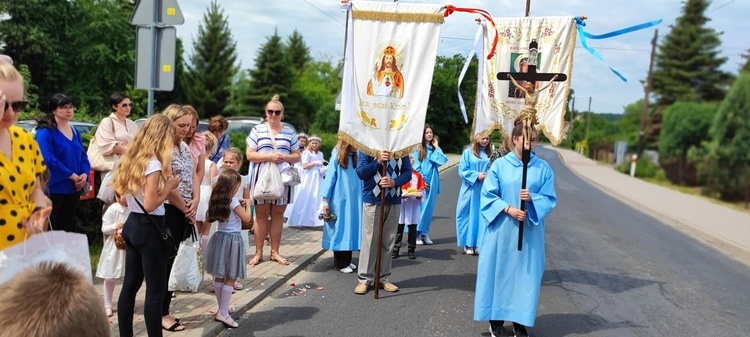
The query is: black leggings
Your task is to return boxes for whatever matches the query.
[49,192,81,232]
[163,204,189,316]
[118,212,168,337]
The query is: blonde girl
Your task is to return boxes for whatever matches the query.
[196,131,218,254]
[205,169,253,328]
[286,135,325,228]
[96,193,130,317]
[112,113,180,336]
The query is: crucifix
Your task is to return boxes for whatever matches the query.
[496,39,566,251]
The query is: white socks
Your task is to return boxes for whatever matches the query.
[103,278,116,309]
[201,235,210,256]
[219,285,233,317]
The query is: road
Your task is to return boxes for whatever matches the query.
[223,147,750,337]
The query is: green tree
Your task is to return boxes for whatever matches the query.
[295,58,340,132]
[184,0,238,118]
[425,54,476,153]
[244,29,294,117]
[285,30,312,76]
[658,101,716,185]
[707,72,750,204]
[651,0,731,105]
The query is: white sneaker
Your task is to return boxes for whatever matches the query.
[416,236,424,245]
[422,234,434,245]
[464,246,474,255]
[348,263,357,270]
[338,266,354,274]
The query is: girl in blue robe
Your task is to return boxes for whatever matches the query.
[320,140,363,273]
[411,124,448,245]
[456,136,491,255]
[474,124,556,337]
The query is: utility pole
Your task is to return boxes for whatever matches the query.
[585,96,591,140]
[637,29,658,157]
[570,96,575,135]
[525,0,531,16]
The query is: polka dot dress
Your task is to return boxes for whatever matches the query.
[0,125,46,249]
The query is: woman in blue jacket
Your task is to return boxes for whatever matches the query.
[35,93,90,232]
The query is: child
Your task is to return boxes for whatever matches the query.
[196,132,219,254]
[204,169,253,328]
[393,155,427,260]
[286,135,325,228]
[95,194,130,317]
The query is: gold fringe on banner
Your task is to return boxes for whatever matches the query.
[338,131,420,160]
[352,10,445,24]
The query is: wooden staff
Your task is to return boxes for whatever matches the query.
[373,162,387,299]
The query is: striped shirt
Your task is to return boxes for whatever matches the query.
[245,123,299,155]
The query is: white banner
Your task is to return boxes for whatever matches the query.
[339,1,444,158]
[472,16,576,145]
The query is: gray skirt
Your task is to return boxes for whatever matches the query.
[205,231,247,279]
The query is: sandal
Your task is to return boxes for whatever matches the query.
[248,254,263,266]
[270,251,290,265]
[214,313,239,328]
[162,322,186,332]
[233,281,243,290]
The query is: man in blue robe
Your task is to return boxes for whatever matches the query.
[474,125,556,337]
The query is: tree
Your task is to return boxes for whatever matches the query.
[658,101,716,185]
[184,0,238,119]
[651,0,731,105]
[295,58,340,132]
[244,29,294,117]
[285,30,312,76]
[708,72,750,204]
[742,47,750,73]
[425,54,476,153]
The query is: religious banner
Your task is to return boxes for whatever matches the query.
[472,16,576,145]
[339,1,445,158]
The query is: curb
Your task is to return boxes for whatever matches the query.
[547,146,750,266]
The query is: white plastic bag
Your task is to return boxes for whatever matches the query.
[168,238,203,292]
[0,231,92,286]
[97,170,116,203]
[253,162,284,201]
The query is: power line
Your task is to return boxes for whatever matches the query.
[710,0,735,12]
[303,0,345,26]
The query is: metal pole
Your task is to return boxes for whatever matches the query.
[147,0,159,117]
[637,29,658,157]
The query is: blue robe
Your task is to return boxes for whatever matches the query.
[412,145,448,234]
[319,149,363,251]
[473,152,556,327]
[455,147,490,248]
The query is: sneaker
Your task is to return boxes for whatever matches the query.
[489,323,513,337]
[464,246,474,255]
[416,236,424,245]
[354,283,369,295]
[512,323,529,337]
[391,249,400,259]
[474,247,479,255]
[408,249,416,259]
[348,263,357,270]
[338,266,354,274]
[380,282,399,292]
[422,234,434,245]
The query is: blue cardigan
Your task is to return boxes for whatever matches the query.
[35,126,91,194]
[356,151,412,205]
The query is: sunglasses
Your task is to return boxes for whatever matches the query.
[266,109,282,116]
[4,100,28,113]
[120,103,134,108]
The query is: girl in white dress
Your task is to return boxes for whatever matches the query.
[96,194,130,317]
[286,135,325,228]
[196,132,218,254]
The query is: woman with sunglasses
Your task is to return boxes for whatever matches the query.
[0,63,52,249]
[94,93,139,168]
[35,93,91,233]
[245,94,301,266]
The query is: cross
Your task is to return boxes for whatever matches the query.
[495,39,567,251]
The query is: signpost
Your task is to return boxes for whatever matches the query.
[130,0,184,116]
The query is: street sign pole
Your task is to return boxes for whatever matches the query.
[147,0,159,117]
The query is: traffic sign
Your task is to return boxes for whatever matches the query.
[130,0,185,26]
[135,26,176,91]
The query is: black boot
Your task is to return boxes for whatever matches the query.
[392,224,404,259]
[407,225,417,259]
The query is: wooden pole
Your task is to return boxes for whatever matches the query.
[373,162,387,299]
[637,29,658,157]
[517,0,531,250]
[525,0,531,17]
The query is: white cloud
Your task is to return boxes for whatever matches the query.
[174,0,749,114]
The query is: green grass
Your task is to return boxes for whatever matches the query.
[643,177,750,215]
[89,240,103,275]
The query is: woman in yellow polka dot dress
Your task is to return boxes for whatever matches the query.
[0,63,52,250]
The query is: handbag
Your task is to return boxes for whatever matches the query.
[280,166,301,186]
[97,169,117,203]
[113,232,126,250]
[252,133,285,200]
[133,198,178,259]
[88,117,118,171]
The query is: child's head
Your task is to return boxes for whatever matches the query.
[206,168,243,223]
[307,135,321,152]
[115,193,127,207]
[222,147,243,170]
[0,262,110,337]
[204,131,217,155]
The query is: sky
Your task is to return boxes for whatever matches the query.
[173,0,749,114]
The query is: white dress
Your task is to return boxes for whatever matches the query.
[196,159,214,222]
[96,203,130,279]
[399,173,423,225]
[286,150,325,227]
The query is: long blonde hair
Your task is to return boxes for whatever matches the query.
[335,139,356,169]
[113,114,176,196]
[162,104,190,145]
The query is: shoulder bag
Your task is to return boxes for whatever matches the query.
[133,198,178,259]
[88,117,118,171]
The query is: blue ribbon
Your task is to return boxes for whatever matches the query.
[575,17,662,82]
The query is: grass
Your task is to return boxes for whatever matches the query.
[643,177,750,215]
[89,240,103,275]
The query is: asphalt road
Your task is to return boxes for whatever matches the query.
[224,147,750,337]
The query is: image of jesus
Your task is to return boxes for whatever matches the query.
[366,46,405,98]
